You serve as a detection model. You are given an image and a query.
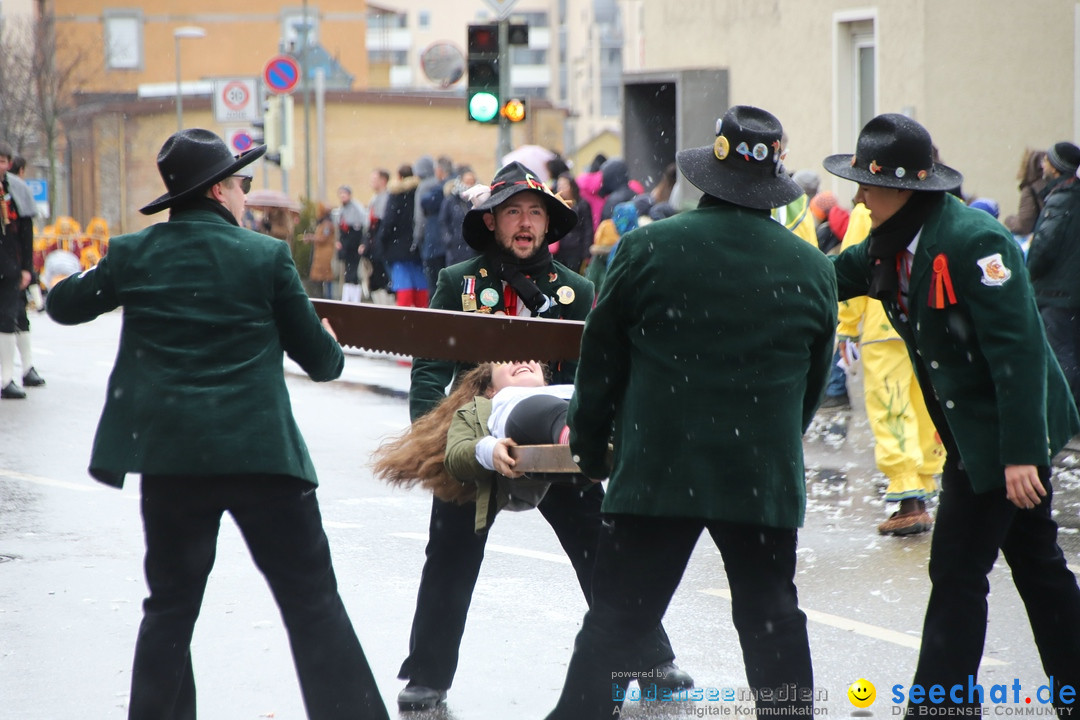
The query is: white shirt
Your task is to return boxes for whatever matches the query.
[475,384,574,470]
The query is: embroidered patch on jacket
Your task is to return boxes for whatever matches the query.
[976,253,1011,286]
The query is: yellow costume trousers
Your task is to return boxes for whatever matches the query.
[860,339,945,501]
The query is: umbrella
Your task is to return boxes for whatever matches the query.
[245,188,302,212]
[500,145,557,184]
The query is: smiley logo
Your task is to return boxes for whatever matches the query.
[848,678,876,709]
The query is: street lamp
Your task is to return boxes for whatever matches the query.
[174,26,207,132]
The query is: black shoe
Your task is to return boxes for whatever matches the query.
[1,381,26,399]
[819,393,850,410]
[22,368,45,387]
[397,684,447,712]
[651,661,694,691]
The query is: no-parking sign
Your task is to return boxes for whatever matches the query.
[225,128,256,154]
[213,77,260,123]
[263,55,301,95]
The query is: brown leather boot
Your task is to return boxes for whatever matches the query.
[878,498,932,536]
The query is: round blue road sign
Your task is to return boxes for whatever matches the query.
[263,55,301,95]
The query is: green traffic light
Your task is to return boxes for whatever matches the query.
[469,92,499,123]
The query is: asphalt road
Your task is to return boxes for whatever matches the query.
[1,310,1078,720]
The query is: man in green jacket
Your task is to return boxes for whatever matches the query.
[47,129,388,720]
[398,160,690,712]
[826,114,1080,717]
[547,106,837,719]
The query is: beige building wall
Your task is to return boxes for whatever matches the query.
[67,93,564,234]
[52,0,370,94]
[1,0,33,19]
[621,0,1078,215]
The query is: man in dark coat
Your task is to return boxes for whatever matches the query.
[46,129,389,720]
[336,184,366,303]
[598,157,635,221]
[0,140,35,399]
[827,114,1080,717]
[546,106,836,719]
[1027,141,1080,410]
[399,160,691,712]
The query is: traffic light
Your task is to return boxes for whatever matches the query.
[253,97,282,165]
[467,23,499,123]
[501,98,526,123]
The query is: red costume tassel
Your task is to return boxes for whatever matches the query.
[928,253,957,309]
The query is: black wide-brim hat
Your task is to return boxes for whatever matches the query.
[676,105,803,210]
[140,128,266,215]
[463,161,578,251]
[823,113,963,192]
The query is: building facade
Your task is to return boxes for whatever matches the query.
[46,0,566,233]
[619,0,1078,213]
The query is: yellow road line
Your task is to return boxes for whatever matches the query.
[702,588,1005,667]
[0,469,98,492]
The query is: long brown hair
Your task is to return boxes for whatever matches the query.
[371,363,496,504]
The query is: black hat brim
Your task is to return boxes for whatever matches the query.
[462,186,578,251]
[676,146,803,210]
[140,144,268,215]
[823,153,963,192]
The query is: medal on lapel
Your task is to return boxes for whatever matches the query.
[461,275,478,312]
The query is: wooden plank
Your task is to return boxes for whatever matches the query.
[508,444,581,473]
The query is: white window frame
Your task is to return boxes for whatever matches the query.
[104,8,144,71]
[832,9,878,159]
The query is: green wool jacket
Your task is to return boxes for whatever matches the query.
[832,194,1080,491]
[46,208,343,488]
[569,201,838,529]
[409,253,594,421]
[444,395,550,533]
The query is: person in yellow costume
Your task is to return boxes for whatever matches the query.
[772,189,818,245]
[836,203,945,535]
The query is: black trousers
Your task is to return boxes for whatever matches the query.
[909,455,1080,718]
[545,514,813,719]
[130,474,388,720]
[397,482,677,690]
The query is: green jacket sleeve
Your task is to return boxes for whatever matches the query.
[567,238,631,479]
[410,265,462,421]
[444,397,496,484]
[831,240,873,302]
[46,255,120,324]
[271,242,344,382]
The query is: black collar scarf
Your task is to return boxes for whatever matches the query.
[169,196,241,226]
[492,245,553,314]
[866,191,944,302]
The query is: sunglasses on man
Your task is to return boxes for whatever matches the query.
[231,175,253,194]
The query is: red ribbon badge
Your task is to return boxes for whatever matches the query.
[928,253,957,309]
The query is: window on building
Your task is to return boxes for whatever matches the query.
[514,11,549,28]
[511,47,547,65]
[282,7,320,52]
[370,49,408,65]
[601,84,619,117]
[104,9,143,70]
[418,11,431,29]
[368,10,407,31]
[835,14,876,156]
[513,86,547,100]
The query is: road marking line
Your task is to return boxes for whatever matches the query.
[0,469,99,492]
[388,533,1069,667]
[702,588,1005,667]
[391,531,570,564]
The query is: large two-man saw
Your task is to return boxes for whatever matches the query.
[310,299,589,476]
[310,299,584,363]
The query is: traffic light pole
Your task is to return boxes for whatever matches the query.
[496,19,512,166]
